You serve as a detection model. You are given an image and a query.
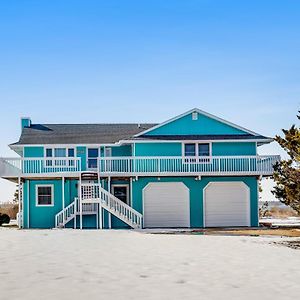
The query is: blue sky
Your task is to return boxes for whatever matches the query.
[0,0,299,202]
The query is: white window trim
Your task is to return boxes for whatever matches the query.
[182,142,212,157]
[44,147,77,158]
[35,184,54,207]
[87,147,100,170]
[111,184,130,206]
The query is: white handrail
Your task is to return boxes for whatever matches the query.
[55,201,76,228]
[98,155,280,175]
[0,157,81,175]
[80,183,143,229]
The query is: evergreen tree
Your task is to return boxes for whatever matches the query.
[272,112,300,213]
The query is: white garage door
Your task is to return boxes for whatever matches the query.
[204,182,250,227]
[143,182,190,228]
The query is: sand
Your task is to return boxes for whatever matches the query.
[1,228,300,300]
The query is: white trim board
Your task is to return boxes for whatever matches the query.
[111,184,130,205]
[134,108,261,137]
[35,184,54,207]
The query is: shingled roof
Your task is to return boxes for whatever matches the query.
[11,123,158,145]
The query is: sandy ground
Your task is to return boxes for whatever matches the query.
[1,229,300,300]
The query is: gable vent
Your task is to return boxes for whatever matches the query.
[192,112,198,120]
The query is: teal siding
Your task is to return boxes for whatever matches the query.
[24,179,63,228]
[212,142,256,156]
[145,112,247,136]
[23,176,258,229]
[132,176,258,228]
[135,142,182,156]
[24,146,44,157]
[76,146,86,171]
[112,145,132,157]
[23,179,79,229]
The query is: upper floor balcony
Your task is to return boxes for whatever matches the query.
[0,155,280,178]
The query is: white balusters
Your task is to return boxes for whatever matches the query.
[97,155,280,176]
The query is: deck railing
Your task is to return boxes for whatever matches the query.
[98,155,280,176]
[0,155,280,176]
[0,157,81,176]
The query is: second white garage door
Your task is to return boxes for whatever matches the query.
[204,182,250,227]
[143,182,190,228]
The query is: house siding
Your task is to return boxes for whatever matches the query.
[212,142,256,156]
[23,179,79,228]
[111,145,132,156]
[144,112,247,136]
[24,146,44,157]
[135,142,182,156]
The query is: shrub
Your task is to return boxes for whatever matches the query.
[0,213,10,226]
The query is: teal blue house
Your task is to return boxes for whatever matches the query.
[0,108,279,229]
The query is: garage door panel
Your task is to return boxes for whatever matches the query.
[143,182,190,228]
[204,182,250,227]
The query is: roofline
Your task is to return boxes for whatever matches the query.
[120,138,274,144]
[134,108,261,137]
[9,141,127,149]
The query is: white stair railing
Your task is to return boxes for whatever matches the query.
[55,183,143,229]
[100,186,143,228]
[80,183,143,229]
[55,200,76,228]
[55,197,100,228]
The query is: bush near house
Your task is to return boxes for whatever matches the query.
[0,213,10,226]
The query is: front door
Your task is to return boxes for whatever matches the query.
[112,184,129,205]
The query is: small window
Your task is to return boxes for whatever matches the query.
[68,148,75,157]
[198,143,210,156]
[46,148,53,157]
[36,185,53,206]
[192,112,198,120]
[184,144,196,156]
[54,148,66,157]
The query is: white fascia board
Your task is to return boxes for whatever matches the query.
[120,138,274,144]
[10,142,125,148]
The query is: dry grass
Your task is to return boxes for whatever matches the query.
[212,228,300,237]
[260,206,299,218]
[0,203,18,219]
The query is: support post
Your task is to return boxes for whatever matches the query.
[99,203,103,229]
[130,177,133,207]
[79,176,83,230]
[74,197,77,229]
[18,177,21,229]
[27,180,30,229]
[62,177,65,227]
[96,203,99,229]
[108,177,111,229]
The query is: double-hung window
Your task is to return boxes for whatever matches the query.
[88,148,99,169]
[45,148,75,167]
[184,143,210,162]
[184,144,196,156]
[36,185,54,206]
